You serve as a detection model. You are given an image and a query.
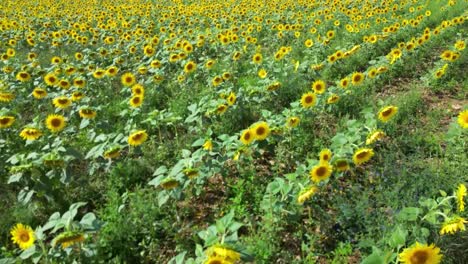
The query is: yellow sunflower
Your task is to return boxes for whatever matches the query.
[204,256,229,264]
[53,231,85,249]
[351,72,365,86]
[319,149,332,162]
[440,216,466,235]
[310,162,333,183]
[10,223,35,250]
[131,84,145,96]
[216,104,228,115]
[203,140,213,151]
[457,110,468,129]
[286,116,300,128]
[252,53,262,64]
[19,128,42,140]
[456,183,467,212]
[353,148,374,165]
[79,108,97,119]
[103,147,121,159]
[334,159,350,172]
[206,245,240,263]
[52,96,72,109]
[398,242,442,264]
[16,71,31,82]
[184,61,197,73]
[44,73,59,86]
[378,106,398,122]
[240,129,254,145]
[340,77,350,89]
[128,130,148,146]
[300,92,317,108]
[258,69,267,79]
[297,185,318,204]
[327,94,339,104]
[121,72,136,87]
[130,95,144,108]
[252,122,270,141]
[0,116,15,128]
[311,80,326,94]
[32,88,47,99]
[227,92,236,106]
[46,114,66,132]
[366,130,386,145]
[161,178,179,190]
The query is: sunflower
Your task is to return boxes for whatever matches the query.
[339,77,350,89]
[440,216,466,235]
[240,129,254,145]
[91,68,105,79]
[212,76,223,86]
[161,178,179,190]
[128,130,148,146]
[0,116,15,128]
[440,50,453,61]
[227,92,236,106]
[297,185,318,204]
[310,162,333,183]
[16,71,31,82]
[366,130,386,145]
[455,40,465,51]
[252,53,262,64]
[205,245,241,263]
[378,106,398,122]
[53,231,85,248]
[216,104,228,115]
[457,110,468,129]
[20,128,42,140]
[205,59,216,69]
[103,147,121,159]
[204,256,228,264]
[258,69,267,79]
[300,92,317,108]
[130,95,143,108]
[121,72,136,87]
[203,140,213,151]
[73,78,86,88]
[456,184,467,212]
[131,84,145,96]
[184,61,197,73]
[79,108,97,119]
[353,148,374,165]
[46,114,66,132]
[10,223,35,250]
[312,80,326,94]
[319,149,332,162]
[252,122,270,141]
[143,45,155,57]
[327,94,339,104]
[304,39,313,48]
[351,72,365,86]
[44,73,59,86]
[334,159,350,172]
[286,116,300,128]
[399,242,442,264]
[52,96,72,109]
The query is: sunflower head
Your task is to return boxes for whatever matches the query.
[0,116,15,128]
[301,92,317,108]
[46,114,66,133]
[128,130,148,146]
[378,106,398,122]
[240,129,254,145]
[310,162,333,183]
[312,80,326,94]
[352,148,374,165]
[10,223,35,250]
[398,242,442,264]
[252,122,270,141]
[457,110,468,129]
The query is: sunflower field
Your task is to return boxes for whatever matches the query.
[0,0,467,263]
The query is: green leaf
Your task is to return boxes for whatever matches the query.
[19,245,37,259]
[361,247,385,264]
[388,225,407,248]
[397,207,420,221]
